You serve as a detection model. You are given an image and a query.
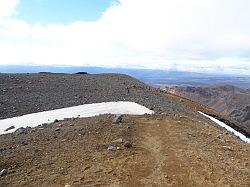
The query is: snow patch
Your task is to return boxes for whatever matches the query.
[198,111,250,144]
[0,101,154,135]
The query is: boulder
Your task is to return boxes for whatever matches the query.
[54,119,59,123]
[14,127,26,135]
[107,145,116,151]
[112,115,123,124]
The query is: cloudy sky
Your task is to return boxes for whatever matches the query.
[0,0,250,75]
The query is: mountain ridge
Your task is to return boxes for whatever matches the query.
[164,84,250,133]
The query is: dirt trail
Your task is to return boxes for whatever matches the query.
[136,118,196,186]
[0,115,249,186]
[142,135,165,184]
[128,116,250,186]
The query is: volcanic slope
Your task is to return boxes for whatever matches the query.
[0,73,249,186]
[1,73,187,119]
[165,85,250,133]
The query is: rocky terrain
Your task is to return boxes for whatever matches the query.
[0,73,249,186]
[0,114,249,186]
[0,73,187,119]
[165,85,250,133]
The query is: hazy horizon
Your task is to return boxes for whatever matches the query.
[1,64,250,76]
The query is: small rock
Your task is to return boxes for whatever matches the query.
[124,142,133,148]
[0,169,7,176]
[196,156,201,160]
[0,148,7,154]
[54,119,59,123]
[21,141,28,145]
[112,138,123,143]
[107,145,116,151]
[112,115,123,124]
[42,123,49,127]
[117,147,121,150]
[4,126,15,132]
[83,166,91,171]
[217,134,222,139]
[55,128,60,132]
[30,129,36,133]
[65,184,71,187]
[222,146,233,151]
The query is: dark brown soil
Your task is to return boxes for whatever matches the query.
[0,114,249,186]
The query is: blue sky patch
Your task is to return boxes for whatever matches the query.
[14,0,118,24]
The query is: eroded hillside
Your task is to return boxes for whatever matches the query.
[165,85,250,132]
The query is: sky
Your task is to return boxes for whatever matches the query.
[0,0,250,75]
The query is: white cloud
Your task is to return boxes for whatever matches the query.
[0,0,20,18]
[0,0,250,75]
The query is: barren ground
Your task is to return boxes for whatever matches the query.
[0,73,249,186]
[1,114,249,186]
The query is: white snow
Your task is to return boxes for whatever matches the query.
[198,111,250,144]
[0,101,154,135]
